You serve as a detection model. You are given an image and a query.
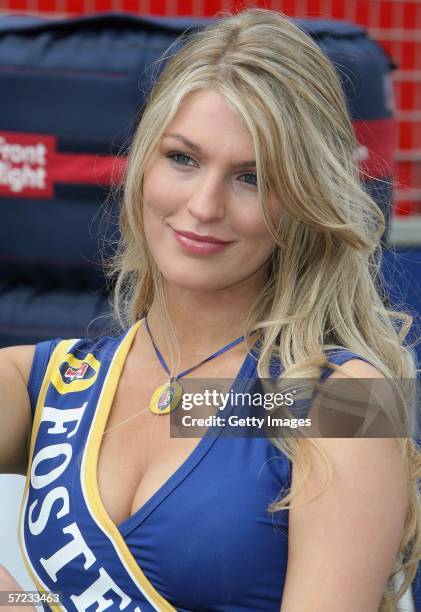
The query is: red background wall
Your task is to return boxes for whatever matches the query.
[1,0,420,217]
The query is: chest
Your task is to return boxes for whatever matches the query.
[96,348,249,527]
[119,433,290,611]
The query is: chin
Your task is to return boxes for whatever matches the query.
[158,264,236,293]
[163,274,226,293]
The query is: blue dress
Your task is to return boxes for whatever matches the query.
[20,319,369,611]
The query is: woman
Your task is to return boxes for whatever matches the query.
[0,8,419,611]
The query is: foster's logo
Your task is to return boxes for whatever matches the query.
[51,352,100,394]
[64,362,89,381]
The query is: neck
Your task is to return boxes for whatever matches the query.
[145,272,265,361]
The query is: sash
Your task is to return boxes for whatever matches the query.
[19,321,176,611]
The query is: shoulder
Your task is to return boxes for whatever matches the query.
[28,335,120,382]
[266,343,384,381]
[66,334,121,362]
[26,333,125,419]
[322,345,386,381]
[40,334,128,392]
[315,354,401,438]
[43,326,136,368]
[302,356,404,489]
[326,357,385,379]
[0,345,36,386]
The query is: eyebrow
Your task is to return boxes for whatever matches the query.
[162,132,256,169]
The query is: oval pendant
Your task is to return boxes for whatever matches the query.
[150,380,183,415]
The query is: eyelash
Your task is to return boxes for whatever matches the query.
[166,151,258,188]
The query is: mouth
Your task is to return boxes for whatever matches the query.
[171,228,233,244]
[169,226,234,256]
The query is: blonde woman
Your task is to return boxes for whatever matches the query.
[0,9,419,612]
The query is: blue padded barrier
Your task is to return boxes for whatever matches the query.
[0,13,397,345]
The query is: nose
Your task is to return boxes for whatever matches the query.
[186,171,226,222]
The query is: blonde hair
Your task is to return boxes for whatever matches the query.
[106,9,420,609]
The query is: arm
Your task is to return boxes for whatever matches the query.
[0,564,36,612]
[0,345,35,475]
[280,359,407,611]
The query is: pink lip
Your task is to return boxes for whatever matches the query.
[170,227,234,255]
[173,228,232,244]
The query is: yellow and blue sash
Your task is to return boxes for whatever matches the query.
[19,322,176,611]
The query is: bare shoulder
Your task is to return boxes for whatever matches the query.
[0,345,36,385]
[296,359,403,476]
[315,357,401,458]
[327,357,385,379]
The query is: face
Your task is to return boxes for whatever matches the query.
[142,89,280,293]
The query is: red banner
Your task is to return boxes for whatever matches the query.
[0,130,126,199]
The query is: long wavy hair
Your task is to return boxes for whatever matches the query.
[105,9,420,610]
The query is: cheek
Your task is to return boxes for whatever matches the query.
[142,160,179,218]
[232,203,277,265]
[143,182,169,218]
[238,199,281,259]
[234,204,273,246]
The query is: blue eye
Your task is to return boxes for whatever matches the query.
[240,173,258,187]
[166,152,196,166]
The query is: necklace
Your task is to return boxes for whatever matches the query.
[145,316,250,415]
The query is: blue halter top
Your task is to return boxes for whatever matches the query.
[20,320,368,611]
